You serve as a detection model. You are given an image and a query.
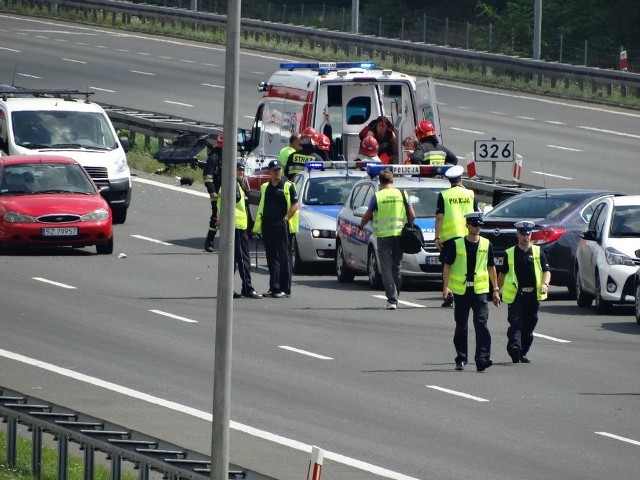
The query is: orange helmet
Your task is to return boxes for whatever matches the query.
[301,127,319,146]
[318,133,331,152]
[359,136,379,157]
[414,120,436,139]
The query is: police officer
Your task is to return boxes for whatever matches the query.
[441,212,501,372]
[253,160,299,298]
[497,220,551,363]
[284,128,323,180]
[217,160,262,299]
[410,120,458,165]
[434,165,478,306]
[203,132,223,252]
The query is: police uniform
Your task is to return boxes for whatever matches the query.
[441,212,497,371]
[498,221,551,363]
[409,136,458,165]
[253,160,299,298]
[284,139,323,180]
[218,161,262,299]
[203,144,223,252]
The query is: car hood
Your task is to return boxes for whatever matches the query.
[299,205,341,230]
[0,194,109,216]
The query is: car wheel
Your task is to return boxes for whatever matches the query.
[292,238,305,274]
[635,281,640,325]
[575,265,593,308]
[335,242,355,283]
[595,272,612,314]
[112,207,127,225]
[367,247,383,290]
[96,237,114,255]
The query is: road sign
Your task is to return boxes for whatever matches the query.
[474,139,514,163]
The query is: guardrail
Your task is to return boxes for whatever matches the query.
[21,0,640,98]
[0,385,251,480]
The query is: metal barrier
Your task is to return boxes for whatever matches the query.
[0,386,246,480]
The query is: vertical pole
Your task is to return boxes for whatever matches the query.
[322,4,325,28]
[379,17,382,37]
[351,0,359,34]
[300,4,304,24]
[489,22,493,51]
[584,39,588,66]
[445,18,449,46]
[6,417,17,468]
[111,454,121,480]
[283,3,286,23]
[422,14,426,43]
[211,0,240,478]
[267,2,271,22]
[83,444,94,480]
[533,0,542,59]
[57,436,68,480]
[32,427,42,477]
[401,17,404,40]
[466,21,470,49]
[559,34,563,62]
[341,7,345,31]
[191,0,197,11]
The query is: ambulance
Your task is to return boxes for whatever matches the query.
[245,61,441,175]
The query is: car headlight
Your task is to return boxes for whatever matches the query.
[312,229,336,239]
[4,211,37,223]
[81,209,110,222]
[114,154,129,175]
[604,247,636,266]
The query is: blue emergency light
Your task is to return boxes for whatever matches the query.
[280,61,376,71]
[304,161,325,171]
[366,164,453,177]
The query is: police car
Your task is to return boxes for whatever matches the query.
[335,164,451,288]
[290,161,369,273]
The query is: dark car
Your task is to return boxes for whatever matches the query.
[480,188,621,296]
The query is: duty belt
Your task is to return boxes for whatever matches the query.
[520,287,535,293]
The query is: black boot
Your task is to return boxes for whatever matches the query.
[204,231,216,252]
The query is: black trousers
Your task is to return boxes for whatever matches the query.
[452,288,491,365]
[208,200,218,233]
[507,292,540,356]
[262,218,292,294]
[234,229,254,295]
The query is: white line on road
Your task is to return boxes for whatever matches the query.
[163,100,193,107]
[451,127,484,135]
[159,55,172,59]
[595,432,640,447]
[17,73,42,79]
[279,345,333,360]
[133,177,208,197]
[149,309,198,324]
[201,83,224,89]
[32,277,77,289]
[0,47,20,52]
[531,171,573,180]
[427,385,490,402]
[137,52,151,56]
[0,348,419,480]
[129,70,156,76]
[489,111,505,115]
[577,125,640,140]
[533,332,571,343]
[545,120,566,125]
[547,144,582,152]
[180,59,195,63]
[516,116,536,120]
[90,86,116,93]
[372,295,426,308]
[62,58,86,64]
[130,234,173,246]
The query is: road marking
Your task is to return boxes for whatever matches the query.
[149,309,198,324]
[133,177,208,197]
[201,83,224,89]
[248,71,265,75]
[130,234,173,246]
[203,63,219,67]
[137,51,151,56]
[489,111,505,115]
[96,45,107,49]
[279,346,333,360]
[159,55,172,59]
[372,295,426,308]
[545,120,566,125]
[451,127,484,135]
[62,58,86,64]
[129,70,156,76]
[533,333,571,343]
[577,125,640,140]
[116,48,129,52]
[516,116,535,120]
[427,385,489,402]
[0,348,419,480]
[0,46,20,52]
[547,145,582,152]
[164,100,193,107]
[17,73,42,79]
[180,59,195,63]
[595,432,640,447]
[32,277,76,289]
[90,86,116,93]
[531,171,573,180]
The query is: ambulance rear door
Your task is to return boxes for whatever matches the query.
[416,78,442,143]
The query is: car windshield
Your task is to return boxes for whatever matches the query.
[0,163,96,195]
[404,187,443,218]
[610,206,640,237]
[488,195,575,219]
[11,110,118,150]
[304,176,361,205]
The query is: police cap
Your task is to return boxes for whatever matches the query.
[514,220,535,233]
[445,165,464,180]
[464,212,484,225]
[236,159,246,170]
[267,159,282,170]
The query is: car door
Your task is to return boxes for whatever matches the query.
[338,183,366,271]
[353,183,376,270]
[580,200,609,292]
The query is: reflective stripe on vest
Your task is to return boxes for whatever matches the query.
[440,187,475,242]
[448,237,490,295]
[422,150,446,165]
[217,183,248,230]
[253,180,299,234]
[501,245,547,303]
[373,189,405,238]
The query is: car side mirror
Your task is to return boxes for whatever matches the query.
[580,230,596,241]
[354,206,368,218]
[119,136,130,153]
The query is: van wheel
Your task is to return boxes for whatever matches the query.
[112,207,127,225]
[96,237,114,255]
[595,273,612,314]
[367,247,383,290]
[575,265,593,307]
[336,242,355,283]
[635,281,640,325]
[292,238,305,274]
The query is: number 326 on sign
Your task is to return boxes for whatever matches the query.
[474,139,514,163]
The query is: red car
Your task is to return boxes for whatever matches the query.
[0,155,113,254]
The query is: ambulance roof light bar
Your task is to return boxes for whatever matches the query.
[280,62,376,71]
[366,164,454,178]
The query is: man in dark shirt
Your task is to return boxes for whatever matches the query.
[497,220,551,363]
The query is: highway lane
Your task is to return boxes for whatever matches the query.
[1,172,640,479]
[1,14,639,192]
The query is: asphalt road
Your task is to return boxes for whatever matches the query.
[1,12,639,480]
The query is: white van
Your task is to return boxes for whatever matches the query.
[0,89,131,223]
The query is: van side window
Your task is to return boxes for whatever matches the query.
[251,105,264,153]
[345,97,371,125]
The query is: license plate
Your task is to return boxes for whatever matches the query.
[42,227,78,237]
[426,256,441,265]
[494,256,504,266]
